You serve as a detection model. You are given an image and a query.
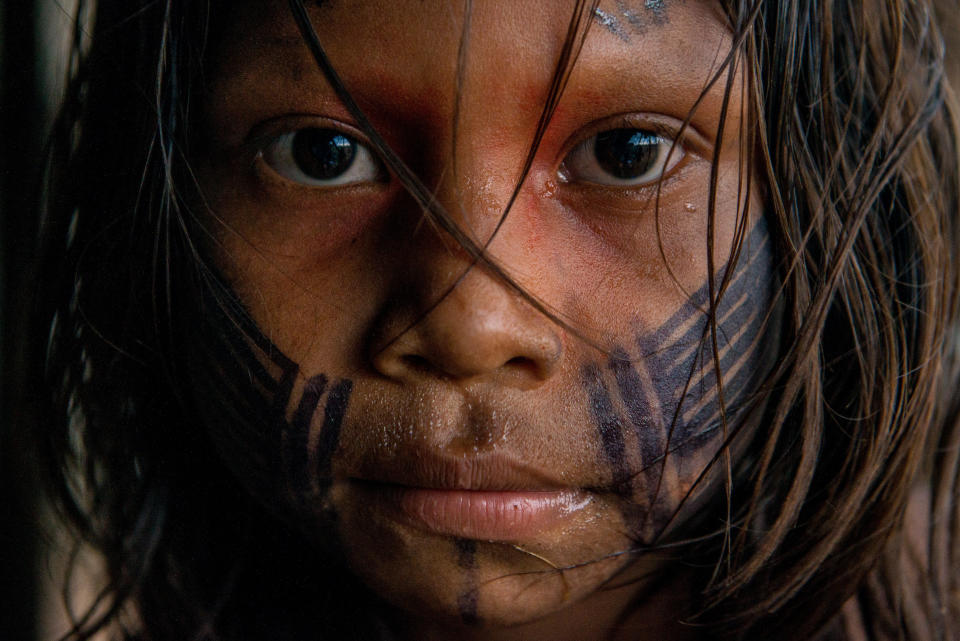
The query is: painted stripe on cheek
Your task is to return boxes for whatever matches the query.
[316,379,353,479]
[609,349,665,466]
[583,363,630,493]
[286,374,327,498]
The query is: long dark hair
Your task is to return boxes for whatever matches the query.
[31,0,960,639]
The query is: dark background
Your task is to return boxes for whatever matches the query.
[1,0,72,639]
[2,0,43,638]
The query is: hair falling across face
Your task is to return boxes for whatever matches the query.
[37,0,960,639]
[196,0,774,637]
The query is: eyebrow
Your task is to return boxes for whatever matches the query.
[593,0,670,41]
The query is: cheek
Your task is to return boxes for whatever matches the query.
[194,206,776,628]
[205,216,775,530]
[198,166,398,378]
[581,217,776,540]
[282,374,355,512]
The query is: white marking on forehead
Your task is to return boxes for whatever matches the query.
[594,7,630,41]
[615,0,670,31]
[593,0,673,43]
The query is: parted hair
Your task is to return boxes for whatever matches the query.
[29,0,960,639]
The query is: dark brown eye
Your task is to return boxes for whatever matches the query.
[594,130,660,179]
[262,128,384,186]
[561,128,681,186]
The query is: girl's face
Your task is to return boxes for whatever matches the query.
[198,0,773,638]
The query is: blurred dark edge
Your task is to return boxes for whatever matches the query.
[1,0,42,639]
[0,2,955,641]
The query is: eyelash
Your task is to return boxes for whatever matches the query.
[259,127,386,187]
[559,128,684,188]
[255,116,689,194]
[556,115,689,190]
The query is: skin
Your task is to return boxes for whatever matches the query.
[195,1,775,639]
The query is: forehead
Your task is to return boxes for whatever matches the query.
[207,0,732,143]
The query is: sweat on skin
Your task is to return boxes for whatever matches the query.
[194,1,775,639]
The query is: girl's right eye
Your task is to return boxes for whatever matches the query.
[261,128,385,187]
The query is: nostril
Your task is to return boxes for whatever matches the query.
[500,355,552,389]
[373,314,562,384]
[505,356,541,376]
[401,354,433,373]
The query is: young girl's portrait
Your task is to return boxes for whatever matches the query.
[13,0,960,639]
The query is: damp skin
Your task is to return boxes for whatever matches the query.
[595,0,670,42]
[197,1,766,640]
[455,538,480,625]
[582,221,774,543]
[284,373,353,508]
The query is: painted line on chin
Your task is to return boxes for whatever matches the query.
[454,538,479,625]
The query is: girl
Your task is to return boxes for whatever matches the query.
[32,0,960,639]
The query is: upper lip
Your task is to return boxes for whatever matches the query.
[350,449,569,492]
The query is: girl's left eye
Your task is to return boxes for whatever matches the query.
[559,128,683,187]
[261,128,385,187]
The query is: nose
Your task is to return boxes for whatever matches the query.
[370,185,563,389]
[372,267,563,387]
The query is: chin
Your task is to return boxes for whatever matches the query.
[324,478,646,631]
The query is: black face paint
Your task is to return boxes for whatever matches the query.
[632,223,773,452]
[199,282,358,533]
[608,350,677,532]
[457,590,479,626]
[455,538,479,625]
[585,360,664,539]
[275,374,353,516]
[583,363,631,495]
[582,220,776,541]
[456,538,478,569]
[315,378,353,479]
[286,374,328,500]
[609,349,664,470]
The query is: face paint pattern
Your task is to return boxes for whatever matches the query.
[593,8,630,41]
[634,220,773,450]
[260,220,771,574]
[280,373,354,513]
[621,0,670,30]
[286,374,328,501]
[196,1,774,634]
[455,538,480,625]
[594,0,670,41]
[583,220,775,542]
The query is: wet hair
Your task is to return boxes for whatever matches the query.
[29,0,960,639]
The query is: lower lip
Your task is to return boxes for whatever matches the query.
[368,486,590,541]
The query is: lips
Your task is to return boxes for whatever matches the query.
[355,484,591,541]
[353,449,569,491]
[348,451,593,541]
[401,487,592,540]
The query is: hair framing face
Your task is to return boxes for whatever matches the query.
[29,0,960,639]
